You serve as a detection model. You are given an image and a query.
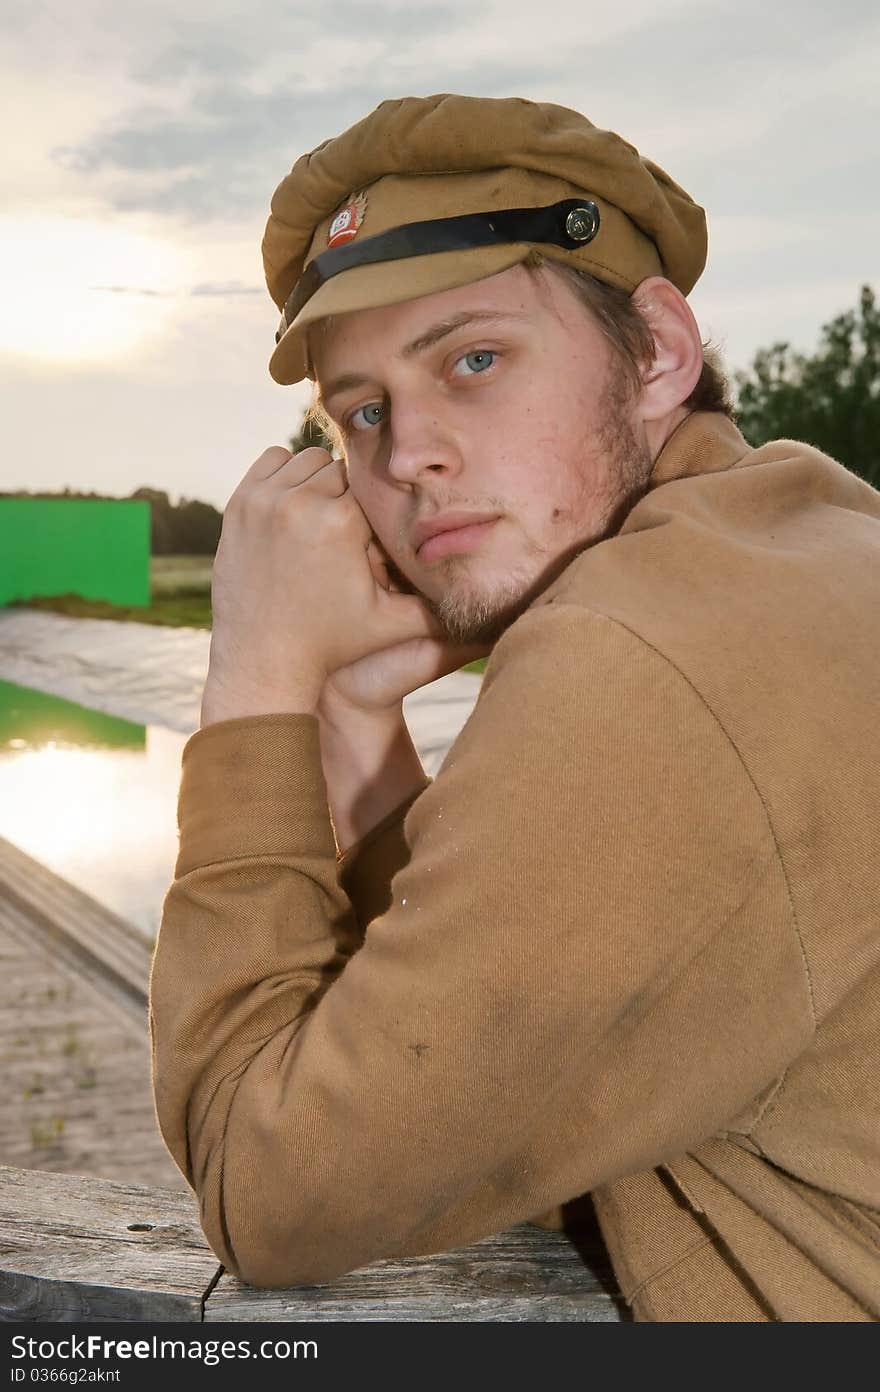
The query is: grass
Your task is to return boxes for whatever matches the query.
[150,555,213,594]
[10,555,213,630]
[30,1116,65,1149]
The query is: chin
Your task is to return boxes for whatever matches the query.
[428,566,538,646]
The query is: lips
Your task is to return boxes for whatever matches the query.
[412,511,500,553]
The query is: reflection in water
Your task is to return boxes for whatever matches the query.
[0,679,147,750]
[0,679,186,940]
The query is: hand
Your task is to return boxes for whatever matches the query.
[315,536,490,852]
[318,533,490,725]
[202,446,443,726]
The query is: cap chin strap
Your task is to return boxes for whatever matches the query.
[275,198,600,343]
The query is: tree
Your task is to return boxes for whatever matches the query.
[127,487,222,554]
[130,486,174,554]
[735,285,879,489]
[175,497,223,554]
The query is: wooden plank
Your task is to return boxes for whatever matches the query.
[0,1167,625,1323]
[0,834,151,1031]
[207,1221,625,1323]
[0,1166,217,1323]
[0,895,184,1190]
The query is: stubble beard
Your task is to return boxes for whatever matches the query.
[425,381,653,646]
[429,553,542,645]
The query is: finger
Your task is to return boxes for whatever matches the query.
[446,640,493,667]
[366,538,392,590]
[267,446,336,488]
[231,446,333,505]
[373,590,447,644]
[365,536,414,592]
[285,446,338,487]
[403,637,491,685]
[239,445,296,484]
[297,456,348,497]
[365,537,416,594]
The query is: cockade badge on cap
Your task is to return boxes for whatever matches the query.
[327,191,368,248]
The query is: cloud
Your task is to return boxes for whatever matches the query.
[43,0,880,236]
[190,281,261,296]
[43,0,712,220]
[51,85,384,218]
[130,38,260,89]
[130,0,468,88]
[93,284,171,296]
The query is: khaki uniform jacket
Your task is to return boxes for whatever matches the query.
[150,412,880,1320]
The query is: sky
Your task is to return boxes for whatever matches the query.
[1,0,877,511]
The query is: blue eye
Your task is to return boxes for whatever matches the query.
[456,349,496,375]
[349,402,385,432]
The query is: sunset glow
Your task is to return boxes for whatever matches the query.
[0,728,185,937]
[0,217,183,364]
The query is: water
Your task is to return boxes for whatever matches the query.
[0,678,185,941]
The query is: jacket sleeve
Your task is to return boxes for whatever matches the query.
[149,601,815,1287]
[336,777,429,936]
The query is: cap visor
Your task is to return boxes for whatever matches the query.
[269,243,535,385]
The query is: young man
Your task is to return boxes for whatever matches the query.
[150,95,880,1320]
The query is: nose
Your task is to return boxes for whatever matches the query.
[385,398,463,486]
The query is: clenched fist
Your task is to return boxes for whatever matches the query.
[200,445,443,727]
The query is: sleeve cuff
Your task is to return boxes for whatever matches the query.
[175,714,336,876]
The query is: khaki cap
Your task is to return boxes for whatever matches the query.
[263,93,708,385]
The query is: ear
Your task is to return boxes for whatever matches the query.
[630,277,703,427]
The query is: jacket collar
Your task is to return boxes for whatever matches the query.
[646,410,751,491]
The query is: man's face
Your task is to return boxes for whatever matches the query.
[311,263,652,643]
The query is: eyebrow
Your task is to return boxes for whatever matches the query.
[319,310,529,408]
[401,308,528,358]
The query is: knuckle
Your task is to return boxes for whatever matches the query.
[295,445,332,463]
[338,496,367,532]
[229,475,260,509]
[260,445,292,467]
[318,500,355,537]
[241,487,271,518]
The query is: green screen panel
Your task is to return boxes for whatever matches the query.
[0,498,150,607]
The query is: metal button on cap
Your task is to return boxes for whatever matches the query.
[565,204,599,244]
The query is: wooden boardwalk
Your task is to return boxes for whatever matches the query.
[0,834,184,1190]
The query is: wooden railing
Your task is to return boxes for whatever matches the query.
[0,1166,625,1322]
[0,835,151,1031]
